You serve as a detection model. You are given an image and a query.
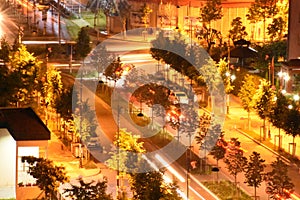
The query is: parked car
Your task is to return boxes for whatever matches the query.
[87,137,101,149]
[172,91,189,104]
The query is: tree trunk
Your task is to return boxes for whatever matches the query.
[234,175,237,198]
[263,118,266,140]
[122,20,127,39]
[263,18,266,43]
[105,13,110,35]
[247,111,251,130]
[292,137,296,156]
[278,128,281,150]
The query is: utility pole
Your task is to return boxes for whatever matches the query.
[58,0,61,44]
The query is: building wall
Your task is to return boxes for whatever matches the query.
[288,0,300,60]
[0,129,16,199]
[110,0,271,43]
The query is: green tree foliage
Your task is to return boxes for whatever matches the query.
[198,0,223,52]
[238,74,259,129]
[64,177,113,200]
[267,0,288,41]
[198,26,222,53]
[0,37,11,63]
[21,156,68,199]
[224,138,247,188]
[244,151,266,199]
[247,0,278,42]
[73,99,97,143]
[131,83,171,111]
[150,31,211,87]
[106,129,145,172]
[75,27,91,58]
[43,65,63,109]
[252,40,287,74]
[269,92,288,149]
[282,102,300,156]
[217,59,233,94]
[140,3,153,28]
[104,57,123,83]
[199,0,223,26]
[253,79,275,140]
[229,17,248,44]
[0,62,12,106]
[265,157,294,199]
[130,163,182,200]
[209,131,227,168]
[54,86,79,120]
[9,45,43,107]
[90,44,115,80]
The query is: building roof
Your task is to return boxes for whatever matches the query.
[282,59,300,67]
[0,107,50,141]
[128,0,254,7]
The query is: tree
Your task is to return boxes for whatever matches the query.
[265,157,294,199]
[253,79,275,140]
[229,17,248,44]
[209,132,227,168]
[224,138,247,195]
[64,177,113,200]
[90,43,115,80]
[43,65,63,109]
[282,103,300,156]
[267,0,288,41]
[238,74,259,129]
[87,0,116,34]
[117,0,131,38]
[269,92,289,150]
[54,86,79,121]
[21,156,68,199]
[198,0,223,52]
[217,59,234,113]
[244,151,266,199]
[140,3,153,28]
[73,99,97,143]
[209,131,227,182]
[75,26,91,58]
[9,45,43,107]
[130,164,182,200]
[0,36,11,63]
[199,0,223,27]
[247,0,278,42]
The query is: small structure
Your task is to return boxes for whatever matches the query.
[229,39,258,69]
[0,107,50,199]
[280,59,300,93]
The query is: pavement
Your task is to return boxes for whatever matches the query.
[6,4,300,199]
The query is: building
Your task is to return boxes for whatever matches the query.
[0,107,50,199]
[287,0,300,60]
[109,0,278,43]
[281,0,300,92]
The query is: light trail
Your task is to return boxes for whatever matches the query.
[155,154,185,183]
[291,192,300,200]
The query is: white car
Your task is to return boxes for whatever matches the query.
[173,91,189,104]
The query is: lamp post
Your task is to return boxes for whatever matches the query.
[186,131,193,200]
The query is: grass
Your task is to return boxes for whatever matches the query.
[63,18,81,40]
[64,10,106,40]
[203,180,253,200]
[0,199,16,200]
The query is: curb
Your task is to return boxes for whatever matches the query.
[234,128,291,165]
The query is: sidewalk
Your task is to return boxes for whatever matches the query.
[226,94,300,198]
